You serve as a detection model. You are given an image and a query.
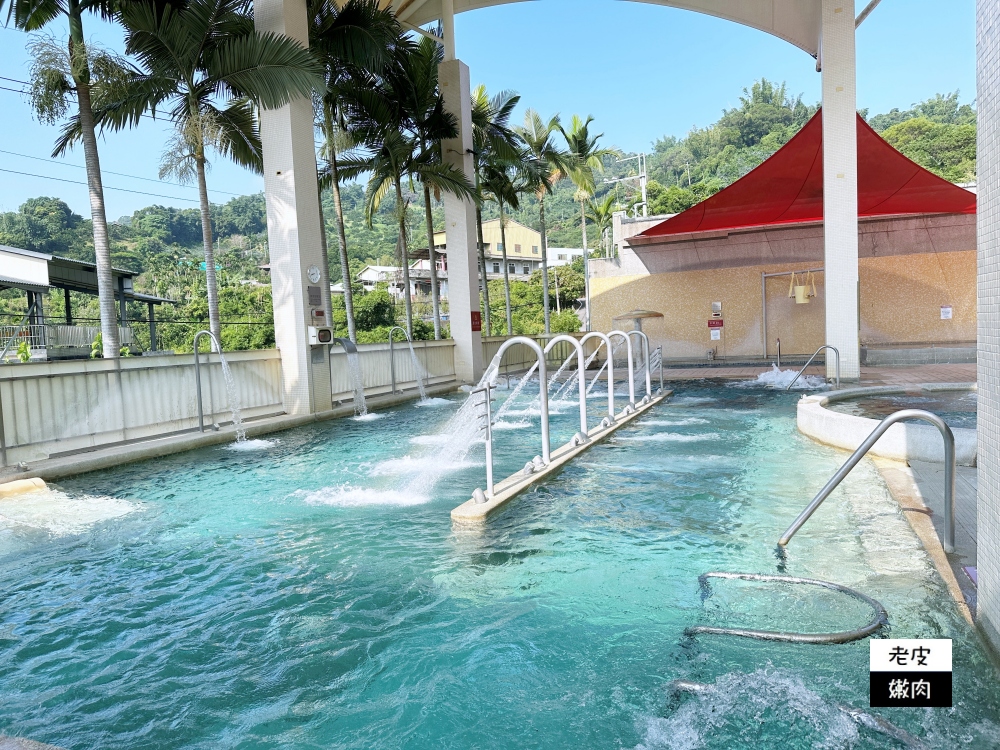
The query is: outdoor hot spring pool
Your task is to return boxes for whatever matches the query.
[827,390,978,429]
[1,381,998,748]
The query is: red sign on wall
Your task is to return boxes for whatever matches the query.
[471,311,482,332]
[708,319,724,328]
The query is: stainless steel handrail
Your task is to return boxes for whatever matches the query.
[776,338,781,368]
[491,336,551,464]
[655,346,664,393]
[544,335,590,445]
[578,332,615,420]
[388,325,408,394]
[193,329,223,432]
[685,572,888,644]
[627,330,652,399]
[786,345,841,390]
[779,409,956,552]
[472,383,495,501]
[608,330,636,409]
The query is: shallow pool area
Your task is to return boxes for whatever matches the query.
[828,390,978,429]
[1,382,998,748]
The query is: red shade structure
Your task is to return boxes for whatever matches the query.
[638,110,976,240]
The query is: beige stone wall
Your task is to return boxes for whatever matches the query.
[591,250,975,359]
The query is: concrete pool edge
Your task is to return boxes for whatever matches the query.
[450,390,672,525]
[0,381,459,485]
[873,456,975,626]
[797,383,977,466]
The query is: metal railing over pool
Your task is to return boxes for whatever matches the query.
[685,572,889,644]
[778,408,956,553]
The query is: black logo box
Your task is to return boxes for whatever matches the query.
[870,671,952,708]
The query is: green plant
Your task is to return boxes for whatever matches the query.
[16,340,30,363]
[120,345,132,357]
[90,331,102,359]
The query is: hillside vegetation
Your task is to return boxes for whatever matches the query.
[0,81,976,349]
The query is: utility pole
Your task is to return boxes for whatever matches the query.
[604,153,647,217]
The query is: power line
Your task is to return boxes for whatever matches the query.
[0,148,243,197]
[0,167,201,203]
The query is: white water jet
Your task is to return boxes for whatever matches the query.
[407,342,428,401]
[216,352,247,441]
[587,341,624,397]
[555,344,604,401]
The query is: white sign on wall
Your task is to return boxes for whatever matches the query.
[941,306,953,320]
[710,329,721,341]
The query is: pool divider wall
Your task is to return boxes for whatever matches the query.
[797,383,977,466]
[451,391,671,525]
[0,381,458,485]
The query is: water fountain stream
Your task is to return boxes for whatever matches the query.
[193,330,246,441]
[334,338,367,416]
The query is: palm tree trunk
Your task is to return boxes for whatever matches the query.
[476,204,491,337]
[196,155,222,346]
[70,11,119,358]
[422,183,441,339]
[326,115,356,343]
[316,191,334,326]
[539,195,551,335]
[395,178,414,337]
[580,198,590,332]
[500,205,512,336]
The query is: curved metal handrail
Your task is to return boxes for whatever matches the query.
[627,330,652,399]
[579,332,615,420]
[685,572,888,644]
[544,335,590,444]
[786,345,841,390]
[779,409,956,552]
[193,329,223,432]
[654,345,664,393]
[490,336,551,464]
[608,330,636,409]
[388,325,409,394]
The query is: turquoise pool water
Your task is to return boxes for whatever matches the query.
[0,381,998,748]
[828,391,977,430]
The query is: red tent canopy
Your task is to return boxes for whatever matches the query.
[639,110,976,239]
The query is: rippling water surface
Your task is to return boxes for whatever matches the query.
[0,381,997,749]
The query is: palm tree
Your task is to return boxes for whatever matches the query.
[87,0,322,344]
[391,35,454,340]
[341,43,474,339]
[561,115,621,331]
[515,109,568,335]
[471,85,520,337]
[480,159,526,336]
[311,0,399,343]
[3,0,120,356]
[586,192,617,257]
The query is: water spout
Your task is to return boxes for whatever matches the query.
[389,326,427,401]
[193,330,246,441]
[334,338,367,416]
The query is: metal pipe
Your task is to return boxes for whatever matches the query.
[779,409,956,552]
[544,334,589,442]
[388,325,409,394]
[656,346,664,392]
[579,332,615,419]
[786,345,841,390]
[493,336,550,463]
[686,572,888,644]
[193,329,223,432]
[776,338,781,368]
[627,330,652,398]
[855,0,883,28]
[472,383,495,498]
[0,300,35,363]
[609,330,636,408]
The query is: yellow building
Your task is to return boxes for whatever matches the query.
[432,219,582,280]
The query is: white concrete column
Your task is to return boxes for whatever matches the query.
[820,0,860,380]
[439,58,484,383]
[255,0,332,414]
[976,0,1000,653]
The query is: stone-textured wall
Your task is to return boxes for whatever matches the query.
[976,0,1000,650]
[591,251,975,359]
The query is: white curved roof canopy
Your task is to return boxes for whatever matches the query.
[359,0,823,58]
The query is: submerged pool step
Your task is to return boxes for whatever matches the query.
[451,390,671,525]
[685,571,889,644]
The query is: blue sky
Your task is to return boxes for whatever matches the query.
[0,0,975,220]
